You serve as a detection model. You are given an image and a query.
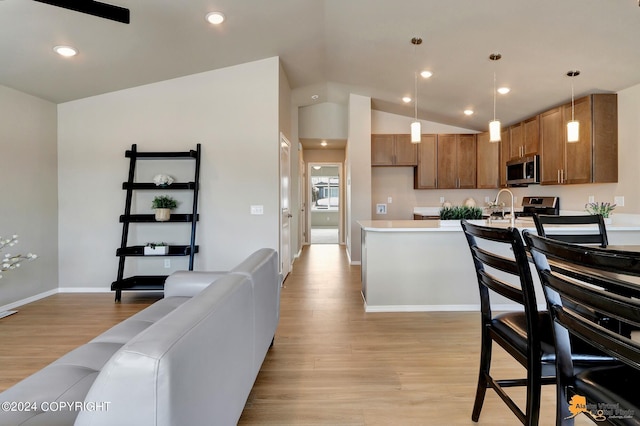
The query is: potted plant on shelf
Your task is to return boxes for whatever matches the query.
[585,201,616,224]
[152,195,178,222]
[144,242,169,255]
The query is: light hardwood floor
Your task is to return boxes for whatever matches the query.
[0,245,591,425]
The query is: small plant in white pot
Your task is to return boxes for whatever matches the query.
[152,195,178,222]
[144,242,169,255]
[585,201,616,224]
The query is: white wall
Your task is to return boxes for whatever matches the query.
[346,94,372,263]
[0,85,58,307]
[299,102,348,139]
[57,57,282,289]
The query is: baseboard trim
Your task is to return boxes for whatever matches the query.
[58,287,112,293]
[0,288,58,313]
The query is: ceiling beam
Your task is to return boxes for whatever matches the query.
[33,0,130,24]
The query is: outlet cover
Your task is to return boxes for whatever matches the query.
[588,195,595,203]
[164,259,171,268]
[376,204,387,214]
[614,196,625,207]
[439,196,445,203]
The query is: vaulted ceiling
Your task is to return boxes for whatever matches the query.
[2,0,640,131]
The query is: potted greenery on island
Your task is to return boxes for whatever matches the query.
[585,201,615,224]
[439,205,484,226]
[152,195,178,222]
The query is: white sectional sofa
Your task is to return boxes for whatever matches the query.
[0,248,281,426]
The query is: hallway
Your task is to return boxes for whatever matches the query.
[238,244,570,425]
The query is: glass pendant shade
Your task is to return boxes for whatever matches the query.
[411,121,421,143]
[567,120,580,143]
[489,120,501,142]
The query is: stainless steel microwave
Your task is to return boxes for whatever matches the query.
[506,155,539,186]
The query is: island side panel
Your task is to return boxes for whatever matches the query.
[362,229,479,311]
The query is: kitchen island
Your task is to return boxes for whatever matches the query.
[358,219,640,312]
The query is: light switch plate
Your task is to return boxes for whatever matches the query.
[614,196,625,207]
[250,205,264,215]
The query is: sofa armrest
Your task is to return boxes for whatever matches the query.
[163,271,228,297]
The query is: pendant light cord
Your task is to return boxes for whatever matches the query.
[493,71,497,121]
[571,79,575,121]
[414,71,418,121]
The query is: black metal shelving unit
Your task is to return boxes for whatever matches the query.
[112,143,201,302]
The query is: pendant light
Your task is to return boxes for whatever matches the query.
[489,53,502,143]
[410,37,422,143]
[567,70,580,143]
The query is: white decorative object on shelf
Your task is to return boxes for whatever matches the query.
[144,243,168,255]
[153,174,174,186]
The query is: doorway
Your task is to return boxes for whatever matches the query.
[308,163,342,244]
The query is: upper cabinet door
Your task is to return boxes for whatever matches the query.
[414,134,437,189]
[394,134,418,166]
[477,132,499,189]
[371,134,395,165]
[436,134,457,189]
[457,134,477,189]
[523,115,540,156]
[371,134,417,166]
[509,122,523,159]
[540,107,564,185]
[499,127,510,187]
[563,96,592,184]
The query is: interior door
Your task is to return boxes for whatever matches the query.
[280,133,292,279]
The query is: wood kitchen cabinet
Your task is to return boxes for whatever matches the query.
[371,134,417,166]
[476,131,499,188]
[540,94,617,185]
[413,134,437,189]
[540,106,564,185]
[437,134,476,189]
[499,127,510,187]
[510,117,539,159]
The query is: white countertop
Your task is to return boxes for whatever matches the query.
[359,218,640,232]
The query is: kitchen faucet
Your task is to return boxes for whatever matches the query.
[494,188,515,227]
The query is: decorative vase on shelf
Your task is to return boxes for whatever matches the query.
[155,208,171,222]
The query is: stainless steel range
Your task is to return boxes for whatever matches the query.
[517,196,560,217]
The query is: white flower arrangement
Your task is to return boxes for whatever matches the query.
[153,174,174,187]
[0,235,37,280]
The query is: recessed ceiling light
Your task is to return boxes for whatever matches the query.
[402,96,412,103]
[464,109,474,116]
[497,87,510,95]
[321,141,328,147]
[420,70,433,79]
[53,45,78,57]
[205,12,225,25]
[311,94,319,100]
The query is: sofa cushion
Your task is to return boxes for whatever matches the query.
[163,271,227,297]
[91,296,189,344]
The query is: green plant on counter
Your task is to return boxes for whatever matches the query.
[585,202,616,218]
[439,205,484,220]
